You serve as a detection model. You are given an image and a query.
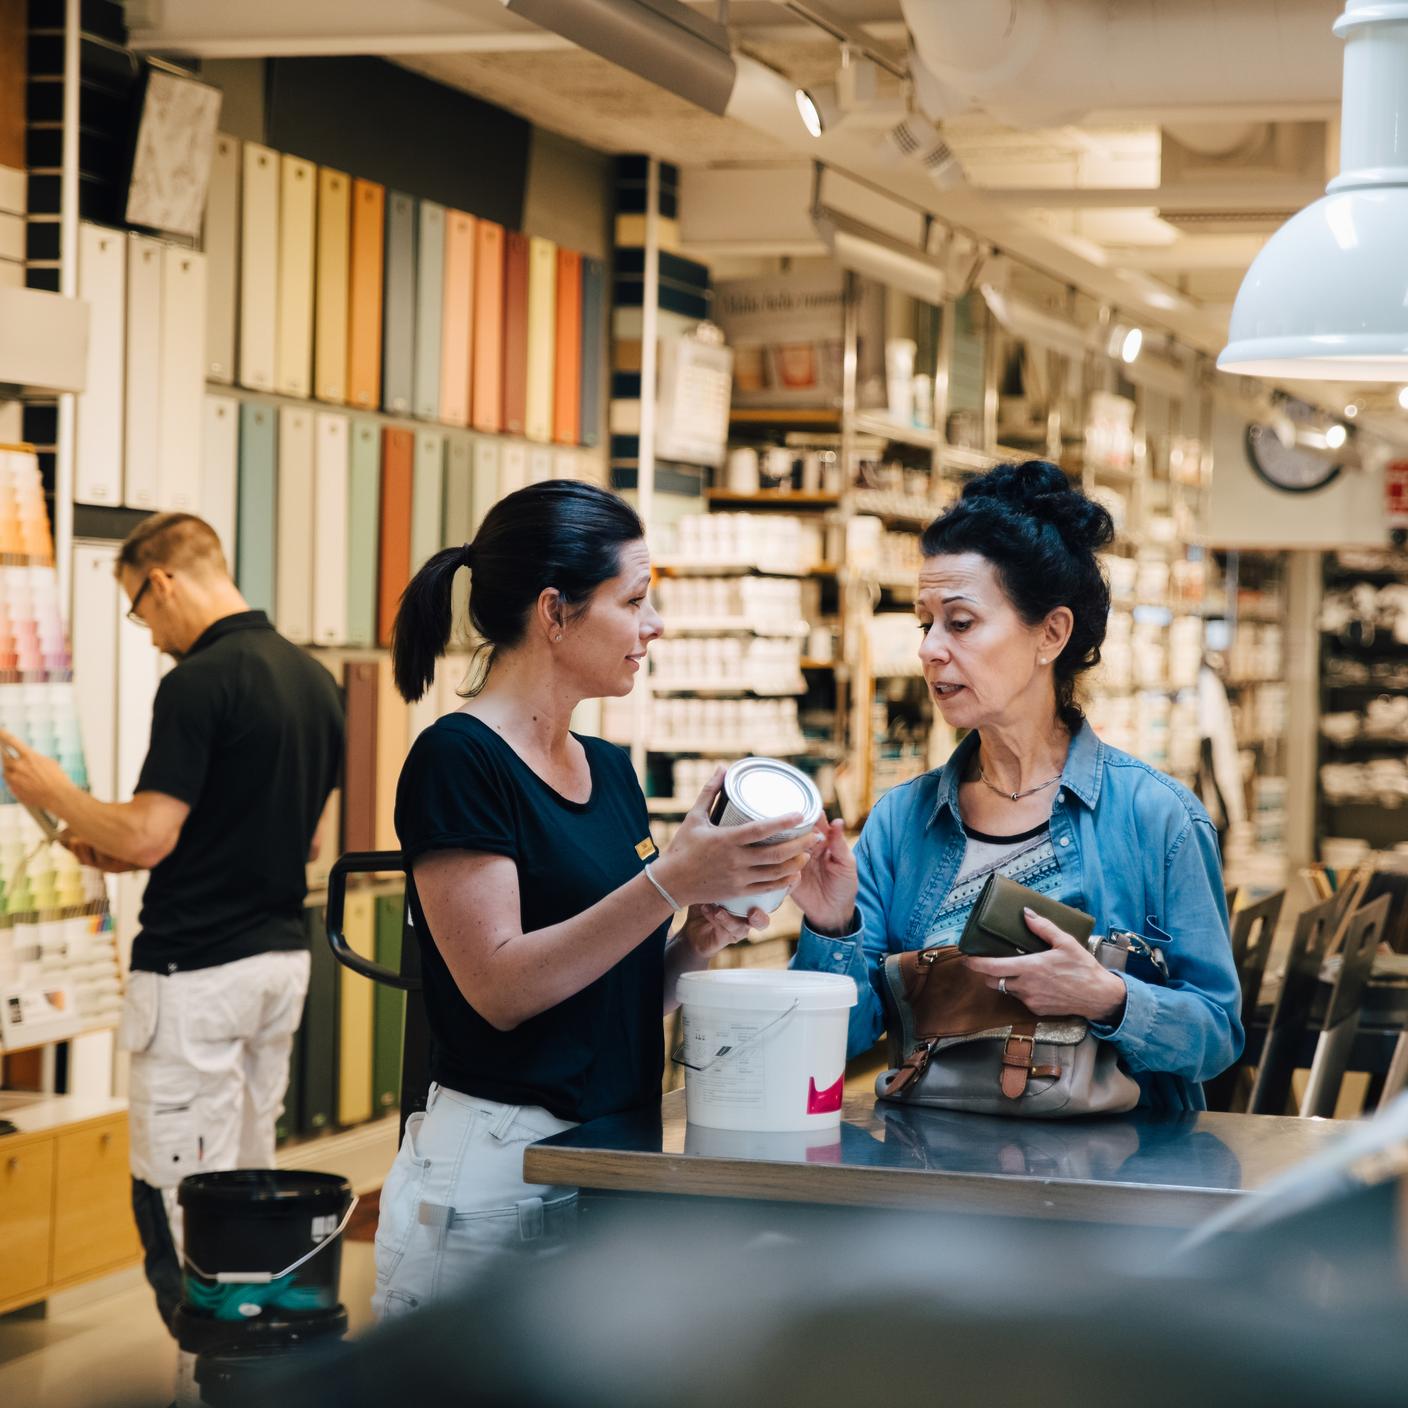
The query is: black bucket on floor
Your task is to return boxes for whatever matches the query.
[173,1303,349,1358]
[195,1338,335,1407]
[177,1170,355,1323]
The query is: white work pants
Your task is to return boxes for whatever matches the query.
[372,1083,579,1320]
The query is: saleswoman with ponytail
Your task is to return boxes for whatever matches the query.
[372,480,815,1318]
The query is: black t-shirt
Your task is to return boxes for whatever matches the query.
[395,712,668,1123]
[131,611,344,974]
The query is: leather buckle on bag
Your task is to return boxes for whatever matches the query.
[884,1037,937,1096]
[1000,1033,1036,1100]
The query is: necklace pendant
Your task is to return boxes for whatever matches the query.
[1009,791,1018,802]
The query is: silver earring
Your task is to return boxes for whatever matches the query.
[554,632,563,642]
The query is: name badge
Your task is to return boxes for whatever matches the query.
[635,837,658,862]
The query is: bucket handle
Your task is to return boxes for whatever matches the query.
[671,1000,800,1074]
[182,1194,359,1285]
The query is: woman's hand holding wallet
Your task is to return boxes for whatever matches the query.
[961,907,1128,1025]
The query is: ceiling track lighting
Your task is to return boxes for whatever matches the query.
[812,204,950,305]
[501,0,737,115]
[1219,1,1408,380]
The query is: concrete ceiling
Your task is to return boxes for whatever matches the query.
[129,0,1399,416]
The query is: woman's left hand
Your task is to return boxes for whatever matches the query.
[680,902,769,961]
[961,907,1127,1024]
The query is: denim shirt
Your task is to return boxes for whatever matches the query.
[792,723,1244,1113]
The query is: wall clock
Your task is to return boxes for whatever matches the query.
[1244,418,1342,494]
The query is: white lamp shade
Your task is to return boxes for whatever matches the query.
[1217,186,1408,380]
[1219,2,1408,381]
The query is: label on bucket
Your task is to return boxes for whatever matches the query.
[311,1214,338,1240]
[684,1014,768,1108]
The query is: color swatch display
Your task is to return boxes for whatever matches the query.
[221,397,585,655]
[283,887,405,1140]
[0,448,121,1052]
[202,134,600,444]
[72,137,607,537]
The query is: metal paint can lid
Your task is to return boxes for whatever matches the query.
[718,757,822,830]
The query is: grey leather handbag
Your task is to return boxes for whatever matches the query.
[875,936,1145,1119]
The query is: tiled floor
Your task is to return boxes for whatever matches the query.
[0,1243,378,1408]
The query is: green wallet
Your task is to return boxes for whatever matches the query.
[956,872,1096,957]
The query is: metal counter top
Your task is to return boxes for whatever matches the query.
[524,1089,1346,1228]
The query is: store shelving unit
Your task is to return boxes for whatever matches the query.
[1201,551,1291,889]
[1317,550,1408,857]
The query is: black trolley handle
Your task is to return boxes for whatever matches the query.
[325,850,422,991]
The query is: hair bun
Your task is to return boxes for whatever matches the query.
[961,459,1113,553]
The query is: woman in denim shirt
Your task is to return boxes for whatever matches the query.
[792,461,1242,1112]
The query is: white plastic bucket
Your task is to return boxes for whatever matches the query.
[675,970,857,1132]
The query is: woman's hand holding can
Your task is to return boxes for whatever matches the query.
[652,766,817,910]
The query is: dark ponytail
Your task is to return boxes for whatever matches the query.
[921,460,1114,735]
[391,480,645,702]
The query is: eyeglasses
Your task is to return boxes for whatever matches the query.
[126,574,155,626]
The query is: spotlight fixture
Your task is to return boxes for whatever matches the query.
[1326,422,1348,449]
[885,114,965,190]
[1344,402,1359,418]
[1398,386,1408,410]
[794,82,840,138]
[1105,322,1143,364]
[795,87,823,137]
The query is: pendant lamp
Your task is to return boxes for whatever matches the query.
[1218,1,1408,380]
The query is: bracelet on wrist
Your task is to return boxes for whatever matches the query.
[643,861,682,912]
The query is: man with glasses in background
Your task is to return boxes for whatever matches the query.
[0,512,344,1332]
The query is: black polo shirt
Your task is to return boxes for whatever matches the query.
[396,713,668,1123]
[130,611,344,974]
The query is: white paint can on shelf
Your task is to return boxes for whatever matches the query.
[675,969,857,1132]
[709,756,822,917]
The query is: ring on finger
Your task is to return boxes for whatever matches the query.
[997,977,1008,996]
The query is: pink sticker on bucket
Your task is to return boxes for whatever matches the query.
[807,1074,844,1114]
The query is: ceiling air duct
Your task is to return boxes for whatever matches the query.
[1219,1,1408,380]
[501,0,737,114]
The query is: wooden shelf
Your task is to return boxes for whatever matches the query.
[728,407,841,428]
[705,489,841,509]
